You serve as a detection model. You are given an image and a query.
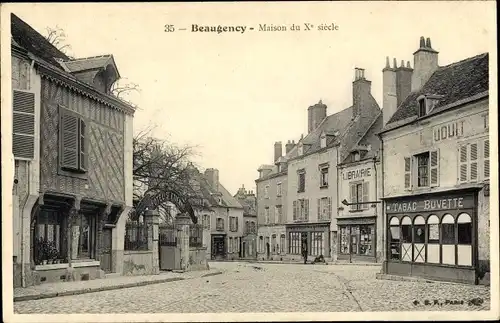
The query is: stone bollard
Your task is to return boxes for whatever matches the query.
[175,213,191,272]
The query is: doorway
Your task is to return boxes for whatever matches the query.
[242,242,246,258]
[212,235,226,260]
[266,243,270,259]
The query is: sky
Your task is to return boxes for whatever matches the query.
[5,2,495,195]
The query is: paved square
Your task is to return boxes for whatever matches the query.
[14,262,490,313]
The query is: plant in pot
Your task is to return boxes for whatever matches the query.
[47,241,59,264]
[36,238,49,265]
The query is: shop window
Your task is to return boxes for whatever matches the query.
[401,217,412,261]
[72,213,96,260]
[427,215,440,264]
[311,232,324,256]
[359,225,374,256]
[457,213,472,266]
[288,232,301,254]
[441,214,455,265]
[34,210,66,265]
[389,217,400,260]
[340,227,350,254]
[413,216,426,262]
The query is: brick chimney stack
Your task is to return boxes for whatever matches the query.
[352,67,372,118]
[307,100,327,133]
[285,140,295,154]
[382,56,413,125]
[274,141,282,162]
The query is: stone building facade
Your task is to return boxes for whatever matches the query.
[234,185,258,259]
[11,14,135,287]
[379,37,490,284]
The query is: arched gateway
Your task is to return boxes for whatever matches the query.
[129,190,197,224]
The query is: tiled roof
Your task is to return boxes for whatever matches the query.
[342,112,383,164]
[385,53,489,128]
[217,184,243,209]
[11,13,69,67]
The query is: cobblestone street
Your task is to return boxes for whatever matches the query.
[14,262,491,313]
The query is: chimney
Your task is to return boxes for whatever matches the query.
[204,168,219,191]
[352,67,372,118]
[274,141,282,162]
[411,36,439,91]
[285,140,296,154]
[307,100,327,133]
[382,57,413,125]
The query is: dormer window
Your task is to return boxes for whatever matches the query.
[320,133,327,148]
[418,97,427,117]
[298,143,304,156]
[354,151,360,162]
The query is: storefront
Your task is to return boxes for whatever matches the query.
[337,217,377,262]
[286,223,330,258]
[211,234,226,260]
[383,188,479,284]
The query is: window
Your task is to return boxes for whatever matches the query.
[416,152,429,187]
[203,214,210,229]
[354,152,360,162]
[228,237,233,253]
[272,234,277,254]
[264,207,270,224]
[418,98,426,117]
[320,134,327,148]
[483,113,489,130]
[245,221,249,234]
[259,236,263,253]
[264,185,269,198]
[13,90,36,160]
[216,218,224,231]
[280,234,286,253]
[60,107,87,173]
[317,197,332,220]
[459,140,489,183]
[350,182,369,211]
[320,167,329,187]
[229,217,239,232]
[311,232,324,256]
[72,213,97,260]
[389,217,400,260]
[297,171,306,193]
[275,205,283,224]
[293,199,309,221]
[277,183,282,196]
[34,210,66,265]
[288,232,301,254]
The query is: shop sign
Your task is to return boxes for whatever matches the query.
[433,120,464,142]
[342,167,371,181]
[386,193,475,214]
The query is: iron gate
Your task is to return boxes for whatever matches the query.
[159,225,180,270]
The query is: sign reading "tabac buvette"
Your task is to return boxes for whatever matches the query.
[385,193,475,214]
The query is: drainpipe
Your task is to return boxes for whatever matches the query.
[378,133,387,273]
[373,156,378,263]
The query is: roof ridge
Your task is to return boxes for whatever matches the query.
[66,54,112,62]
[438,52,488,70]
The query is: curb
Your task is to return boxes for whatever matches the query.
[375,273,485,286]
[241,260,381,266]
[14,277,189,302]
[201,271,224,278]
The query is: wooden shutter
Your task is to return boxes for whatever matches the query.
[79,119,87,171]
[459,144,468,183]
[236,217,239,231]
[293,201,297,221]
[317,198,321,219]
[60,111,79,170]
[12,90,35,159]
[470,143,478,182]
[483,139,490,180]
[429,149,439,187]
[362,181,369,210]
[305,199,309,221]
[350,183,356,211]
[404,157,412,190]
[328,197,332,219]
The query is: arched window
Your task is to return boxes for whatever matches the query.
[401,216,412,261]
[441,214,455,265]
[427,215,440,263]
[389,217,400,260]
[457,212,472,266]
[412,216,426,262]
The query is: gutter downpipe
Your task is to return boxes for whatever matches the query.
[373,155,378,263]
[377,132,387,274]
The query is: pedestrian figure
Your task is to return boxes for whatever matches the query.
[302,244,308,264]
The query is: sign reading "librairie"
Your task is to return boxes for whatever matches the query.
[342,168,371,181]
[386,193,475,214]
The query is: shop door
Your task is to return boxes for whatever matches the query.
[213,237,226,260]
[100,228,112,273]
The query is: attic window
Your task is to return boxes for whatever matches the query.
[298,143,304,156]
[418,97,427,117]
[320,134,327,148]
[353,151,360,162]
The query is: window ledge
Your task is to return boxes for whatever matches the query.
[349,209,366,213]
[320,185,329,189]
[35,263,69,271]
[72,260,100,268]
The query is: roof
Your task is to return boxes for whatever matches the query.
[216,183,243,209]
[384,53,489,131]
[288,106,355,160]
[11,13,69,67]
[61,55,121,79]
[341,112,383,164]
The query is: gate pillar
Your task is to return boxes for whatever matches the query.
[175,213,191,271]
[145,209,160,274]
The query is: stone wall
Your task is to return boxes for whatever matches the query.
[189,247,209,271]
[123,251,155,276]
